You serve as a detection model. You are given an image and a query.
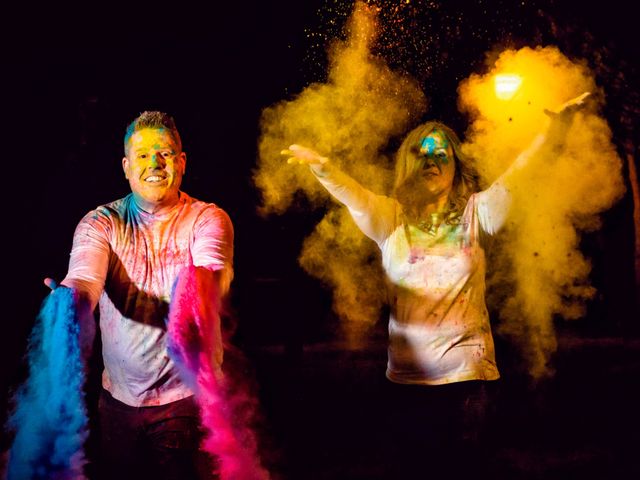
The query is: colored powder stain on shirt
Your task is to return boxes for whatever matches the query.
[63,192,233,407]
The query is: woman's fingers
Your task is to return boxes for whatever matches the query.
[555,91,591,114]
[567,91,591,106]
[281,144,328,164]
[286,157,308,165]
[281,150,308,164]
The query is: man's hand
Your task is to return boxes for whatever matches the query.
[281,144,329,166]
[43,277,95,358]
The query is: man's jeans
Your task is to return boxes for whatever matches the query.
[97,389,217,480]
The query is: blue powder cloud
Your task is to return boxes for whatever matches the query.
[6,287,89,479]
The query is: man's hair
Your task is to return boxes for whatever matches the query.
[393,120,480,224]
[123,111,182,155]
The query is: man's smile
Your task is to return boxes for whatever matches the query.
[144,176,167,183]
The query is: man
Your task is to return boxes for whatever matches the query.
[47,111,233,479]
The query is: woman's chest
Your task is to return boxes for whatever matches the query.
[382,224,480,291]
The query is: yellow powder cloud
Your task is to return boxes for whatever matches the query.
[255,2,426,346]
[256,6,625,371]
[458,46,625,379]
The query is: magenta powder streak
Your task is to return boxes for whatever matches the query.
[167,266,269,480]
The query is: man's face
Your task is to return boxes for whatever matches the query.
[413,130,456,199]
[122,128,186,213]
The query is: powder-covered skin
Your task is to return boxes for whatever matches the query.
[62,191,233,406]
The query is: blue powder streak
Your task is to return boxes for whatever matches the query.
[7,287,89,479]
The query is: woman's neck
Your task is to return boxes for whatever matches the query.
[417,193,450,218]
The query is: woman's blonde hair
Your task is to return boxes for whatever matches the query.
[393,121,479,224]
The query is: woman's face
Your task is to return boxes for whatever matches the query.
[411,129,456,200]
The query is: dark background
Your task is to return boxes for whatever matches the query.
[1,1,638,478]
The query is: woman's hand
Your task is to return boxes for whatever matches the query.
[281,144,329,166]
[544,91,591,119]
[542,91,590,142]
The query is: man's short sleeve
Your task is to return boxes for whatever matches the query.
[191,206,234,272]
[62,209,111,308]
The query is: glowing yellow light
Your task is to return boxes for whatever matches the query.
[494,74,523,100]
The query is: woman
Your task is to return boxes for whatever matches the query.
[288,122,506,386]
[282,93,587,476]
